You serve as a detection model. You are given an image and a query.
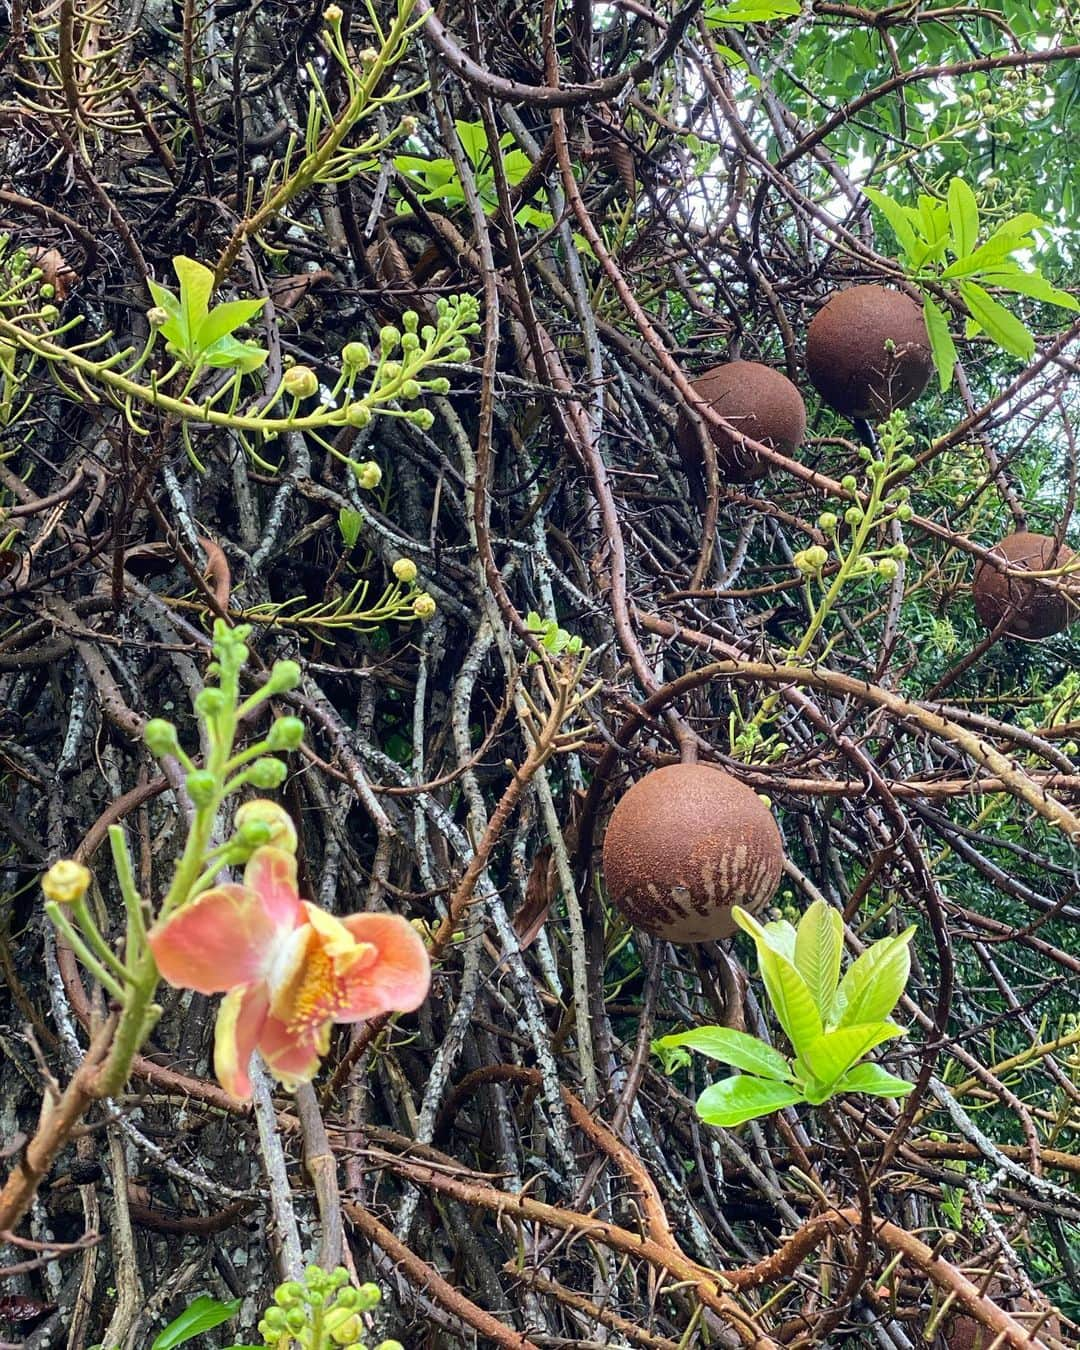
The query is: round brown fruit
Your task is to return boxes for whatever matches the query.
[805,285,933,419]
[972,531,1077,640]
[944,1290,1064,1349]
[602,763,784,944]
[675,360,807,485]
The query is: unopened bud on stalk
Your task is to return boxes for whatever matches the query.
[42,860,92,905]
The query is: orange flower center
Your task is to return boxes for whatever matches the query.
[285,936,377,1034]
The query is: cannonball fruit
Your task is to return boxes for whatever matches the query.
[602,763,784,944]
[944,1289,1064,1349]
[805,285,933,419]
[675,360,807,485]
[972,531,1077,640]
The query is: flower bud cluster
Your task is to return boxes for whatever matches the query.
[258,1266,391,1349]
[793,545,828,576]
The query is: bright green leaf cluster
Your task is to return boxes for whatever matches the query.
[395,120,554,231]
[148,257,267,374]
[652,901,915,1127]
[863,177,1077,391]
[524,610,584,664]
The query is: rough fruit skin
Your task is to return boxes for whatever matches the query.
[675,360,807,484]
[944,1289,1063,1349]
[602,763,784,943]
[972,531,1077,640]
[805,285,933,419]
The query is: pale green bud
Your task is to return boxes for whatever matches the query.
[283,365,319,399]
[392,558,418,584]
[354,460,382,490]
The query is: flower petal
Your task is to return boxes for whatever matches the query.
[259,1012,330,1090]
[214,983,269,1101]
[336,913,431,1020]
[149,884,280,993]
[243,846,303,929]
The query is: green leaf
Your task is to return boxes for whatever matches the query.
[200,335,268,372]
[958,281,1035,360]
[706,0,800,26]
[921,295,958,392]
[836,1061,915,1098]
[801,1021,905,1085]
[695,1075,805,1127]
[731,906,793,958]
[147,279,181,321]
[734,907,823,1055]
[833,928,915,1029]
[338,507,363,549]
[940,215,1042,279]
[172,257,215,349]
[651,1027,795,1082]
[946,178,979,259]
[454,120,489,167]
[195,298,265,352]
[976,267,1079,312]
[794,901,843,1023]
[150,1296,240,1350]
[759,946,823,1056]
[862,186,920,265]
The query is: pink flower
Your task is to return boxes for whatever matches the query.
[148,847,430,1100]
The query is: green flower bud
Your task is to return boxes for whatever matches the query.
[249,756,288,789]
[891,543,909,560]
[357,1284,382,1311]
[354,460,382,490]
[266,715,305,751]
[375,1342,405,1350]
[899,454,917,472]
[845,506,864,526]
[185,769,218,807]
[342,342,371,372]
[841,474,857,492]
[412,592,437,620]
[324,1308,362,1341]
[392,558,418,584]
[380,326,401,354]
[236,819,273,850]
[896,503,913,522]
[346,402,372,428]
[234,799,298,854]
[261,1306,289,1331]
[401,332,420,353]
[334,1288,361,1310]
[285,1307,307,1334]
[381,361,402,384]
[401,379,421,400]
[268,658,302,693]
[42,859,92,905]
[283,365,319,399]
[195,686,227,717]
[817,511,838,532]
[877,557,900,581]
[427,377,450,395]
[144,717,180,757]
[39,282,55,300]
[449,346,470,363]
[410,408,435,431]
[40,304,59,321]
[324,3,343,23]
